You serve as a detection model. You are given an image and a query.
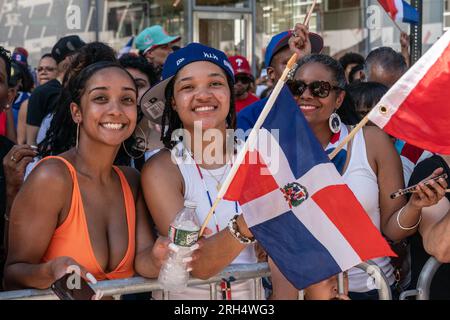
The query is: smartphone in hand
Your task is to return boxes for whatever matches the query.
[51,272,97,300]
[390,172,448,199]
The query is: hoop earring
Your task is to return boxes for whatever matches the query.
[122,125,148,160]
[328,111,341,134]
[76,122,80,149]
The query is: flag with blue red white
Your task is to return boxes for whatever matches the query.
[369,29,450,154]
[378,0,419,24]
[224,86,395,290]
[325,125,349,174]
[118,37,135,58]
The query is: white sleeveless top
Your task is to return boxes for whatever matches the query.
[152,142,260,300]
[342,128,395,292]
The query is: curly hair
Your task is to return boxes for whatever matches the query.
[0,46,12,84]
[160,74,236,149]
[119,54,158,87]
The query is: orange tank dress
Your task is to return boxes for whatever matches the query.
[41,156,135,281]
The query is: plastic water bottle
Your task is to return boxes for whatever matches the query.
[158,200,200,292]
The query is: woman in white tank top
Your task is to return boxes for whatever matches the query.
[140,44,262,300]
[269,53,446,299]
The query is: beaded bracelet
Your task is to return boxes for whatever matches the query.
[396,206,422,231]
[227,214,256,245]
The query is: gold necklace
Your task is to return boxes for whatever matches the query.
[181,143,231,191]
[202,164,230,191]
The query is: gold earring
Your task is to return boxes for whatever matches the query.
[122,125,148,160]
[76,122,80,149]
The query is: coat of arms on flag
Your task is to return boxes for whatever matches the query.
[223,86,395,290]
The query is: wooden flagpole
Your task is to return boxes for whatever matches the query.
[392,19,404,33]
[199,53,298,237]
[303,0,317,25]
[328,115,370,160]
[199,0,319,237]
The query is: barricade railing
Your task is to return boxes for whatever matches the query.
[0,260,393,300]
[399,257,442,300]
[0,263,270,300]
[355,261,392,300]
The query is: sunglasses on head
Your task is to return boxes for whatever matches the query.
[287,80,342,98]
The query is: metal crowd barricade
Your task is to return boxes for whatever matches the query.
[296,261,392,300]
[0,260,393,300]
[355,261,392,300]
[0,263,270,300]
[399,257,442,300]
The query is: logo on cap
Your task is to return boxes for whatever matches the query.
[203,52,218,60]
[144,35,154,46]
[143,97,165,120]
[176,58,185,66]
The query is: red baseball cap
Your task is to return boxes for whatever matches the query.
[228,55,253,80]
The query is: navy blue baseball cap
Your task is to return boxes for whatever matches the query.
[140,42,235,124]
[265,30,323,67]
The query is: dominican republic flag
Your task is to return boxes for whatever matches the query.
[369,29,450,154]
[118,37,134,58]
[325,125,350,174]
[395,140,433,185]
[223,86,395,290]
[378,0,419,24]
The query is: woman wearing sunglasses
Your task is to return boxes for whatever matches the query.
[269,54,447,300]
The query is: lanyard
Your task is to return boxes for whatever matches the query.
[193,162,238,300]
[194,163,239,233]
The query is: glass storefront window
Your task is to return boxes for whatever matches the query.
[445,0,450,29]
[148,0,185,39]
[196,15,247,56]
[0,0,445,71]
[194,0,249,8]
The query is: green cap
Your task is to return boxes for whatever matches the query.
[135,25,181,54]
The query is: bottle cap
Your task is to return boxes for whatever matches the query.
[184,200,197,209]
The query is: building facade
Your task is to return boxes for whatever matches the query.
[0,0,446,73]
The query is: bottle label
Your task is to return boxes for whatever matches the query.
[169,226,199,247]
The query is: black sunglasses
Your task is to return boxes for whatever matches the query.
[287,80,343,98]
[235,75,252,84]
[37,66,57,72]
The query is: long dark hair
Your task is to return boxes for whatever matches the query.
[39,42,117,157]
[39,61,136,157]
[347,81,388,117]
[160,71,236,149]
[0,46,12,84]
[295,54,361,125]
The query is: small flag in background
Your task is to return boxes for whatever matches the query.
[378,0,419,24]
[369,29,450,154]
[118,36,134,58]
[325,125,350,174]
[224,86,395,290]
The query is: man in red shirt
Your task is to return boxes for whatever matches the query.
[228,55,259,114]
